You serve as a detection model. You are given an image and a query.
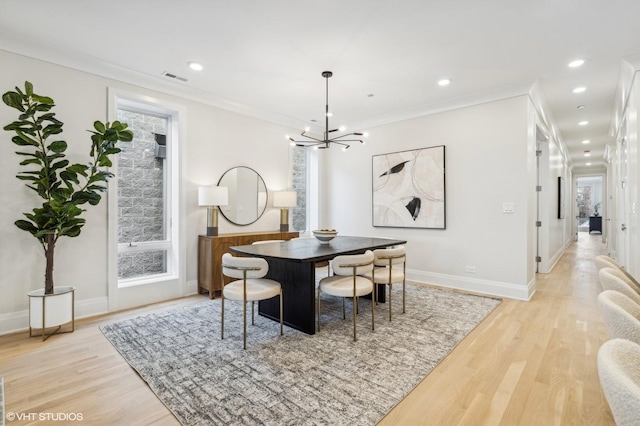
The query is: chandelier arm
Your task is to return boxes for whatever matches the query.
[291,139,323,145]
[327,140,349,148]
[295,134,325,143]
[293,141,325,147]
[331,133,364,140]
[328,139,363,144]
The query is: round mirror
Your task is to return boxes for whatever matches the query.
[217,166,268,226]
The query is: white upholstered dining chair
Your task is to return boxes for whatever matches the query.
[599,268,640,303]
[595,255,640,289]
[364,245,406,321]
[597,290,640,345]
[597,338,640,426]
[221,253,283,349]
[318,250,375,341]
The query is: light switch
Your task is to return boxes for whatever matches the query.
[503,203,515,213]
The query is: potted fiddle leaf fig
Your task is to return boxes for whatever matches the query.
[3,81,133,336]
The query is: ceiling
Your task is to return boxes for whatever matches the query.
[2,0,640,173]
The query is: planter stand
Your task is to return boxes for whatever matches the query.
[28,286,75,341]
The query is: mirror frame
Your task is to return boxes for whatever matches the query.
[217,166,268,226]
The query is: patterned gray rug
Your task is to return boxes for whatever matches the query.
[100,285,501,425]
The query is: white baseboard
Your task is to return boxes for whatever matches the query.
[1,273,532,336]
[0,296,109,336]
[407,269,533,301]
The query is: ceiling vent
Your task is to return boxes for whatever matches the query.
[161,71,188,82]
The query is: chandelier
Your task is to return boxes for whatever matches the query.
[287,71,367,151]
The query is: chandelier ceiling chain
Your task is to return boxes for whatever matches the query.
[287,71,366,151]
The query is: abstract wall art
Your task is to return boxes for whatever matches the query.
[372,145,446,229]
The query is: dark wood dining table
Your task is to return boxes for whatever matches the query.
[229,235,407,334]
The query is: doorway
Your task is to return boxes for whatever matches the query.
[576,176,603,235]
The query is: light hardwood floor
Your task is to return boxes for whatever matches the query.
[0,233,614,425]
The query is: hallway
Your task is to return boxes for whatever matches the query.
[381,232,614,425]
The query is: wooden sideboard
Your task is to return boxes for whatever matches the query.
[198,231,299,298]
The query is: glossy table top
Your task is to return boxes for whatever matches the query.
[229,236,406,263]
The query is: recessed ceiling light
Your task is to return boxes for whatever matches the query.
[437,78,451,86]
[584,151,591,156]
[188,61,204,71]
[568,59,585,68]
[578,120,589,126]
[573,86,587,93]
[586,162,592,166]
[577,105,585,109]
[582,139,590,144]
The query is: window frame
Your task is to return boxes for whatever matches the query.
[107,88,187,310]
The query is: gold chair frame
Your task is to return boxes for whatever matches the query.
[318,258,374,341]
[373,251,406,321]
[221,263,283,350]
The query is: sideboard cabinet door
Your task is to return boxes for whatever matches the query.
[197,231,299,298]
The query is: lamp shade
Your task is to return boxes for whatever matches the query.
[198,186,228,206]
[273,191,297,208]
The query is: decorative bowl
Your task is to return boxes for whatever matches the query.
[312,229,338,244]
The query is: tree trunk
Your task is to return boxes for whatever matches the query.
[44,234,55,294]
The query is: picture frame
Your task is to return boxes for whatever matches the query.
[558,176,565,219]
[372,145,446,229]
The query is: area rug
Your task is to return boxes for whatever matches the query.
[100,285,501,425]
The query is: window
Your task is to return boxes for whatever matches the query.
[290,147,320,233]
[290,147,308,232]
[114,100,180,286]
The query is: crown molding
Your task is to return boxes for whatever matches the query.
[1,33,547,137]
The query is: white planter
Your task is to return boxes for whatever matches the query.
[28,286,75,340]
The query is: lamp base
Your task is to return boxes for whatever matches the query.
[206,226,218,236]
[279,224,289,232]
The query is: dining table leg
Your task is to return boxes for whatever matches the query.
[259,258,317,335]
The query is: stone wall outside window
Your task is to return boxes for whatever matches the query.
[116,110,167,279]
[291,147,307,232]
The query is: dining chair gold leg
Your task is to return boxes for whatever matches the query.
[371,288,375,331]
[353,277,357,341]
[389,283,393,321]
[402,280,406,313]
[243,300,247,350]
[353,295,357,341]
[279,289,283,335]
[221,292,225,340]
[317,288,321,331]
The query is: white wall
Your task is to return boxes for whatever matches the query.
[625,73,640,277]
[545,138,571,270]
[322,96,537,299]
[0,49,569,334]
[0,50,296,333]
[610,60,640,276]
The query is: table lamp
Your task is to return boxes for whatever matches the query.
[198,186,228,236]
[273,191,297,232]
